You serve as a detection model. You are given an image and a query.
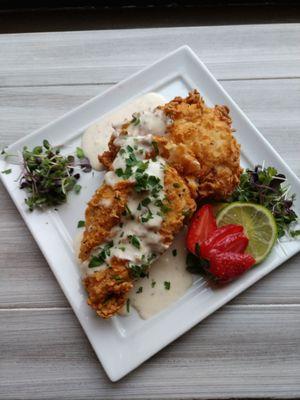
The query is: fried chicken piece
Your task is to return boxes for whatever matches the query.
[157,90,242,200]
[101,91,242,200]
[160,165,196,246]
[84,258,133,319]
[79,181,133,261]
[80,165,196,319]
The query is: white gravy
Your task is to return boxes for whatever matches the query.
[81,93,166,170]
[126,229,192,319]
[77,92,193,320]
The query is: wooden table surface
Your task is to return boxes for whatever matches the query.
[0,24,300,399]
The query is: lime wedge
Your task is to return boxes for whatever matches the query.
[216,202,277,264]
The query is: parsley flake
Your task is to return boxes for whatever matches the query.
[128,235,140,249]
[76,147,85,159]
[1,168,11,174]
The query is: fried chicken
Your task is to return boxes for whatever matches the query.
[156,90,242,199]
[79,181,132,262]
[80,165,196,318]
[79,90,241,319]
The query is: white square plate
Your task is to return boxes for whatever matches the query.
[1,46,300,381]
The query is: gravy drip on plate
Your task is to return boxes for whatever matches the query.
[127,229,192,319]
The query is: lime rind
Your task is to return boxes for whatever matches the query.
[216,202,277,264]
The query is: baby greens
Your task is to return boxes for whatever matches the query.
[229,165,299,238]
[16,141,91,211]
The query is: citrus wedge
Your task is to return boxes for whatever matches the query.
[216,202,277,264]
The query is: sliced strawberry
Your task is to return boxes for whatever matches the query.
[209,250,256,282]
[206,232,249,258]
[200,224,244,260]
[186,204,217,255]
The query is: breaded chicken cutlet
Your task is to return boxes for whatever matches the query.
[79,90,241,319]
[101,90,242,200]
[156,90,242,199]
[80,151,196,318]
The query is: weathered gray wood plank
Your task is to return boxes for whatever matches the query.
[0,24,299,86]
[0,25,300,399]
[0,78,299,309]
[0,79,299,174]
[1,306,300,399]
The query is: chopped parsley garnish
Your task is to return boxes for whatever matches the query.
[141,197,151,207]
[1,168,11,174]
[152,141,159,156]
[124,204,133,217]
[290,230,300,238]
[136,286,143,294]
[113,275,123,282]
[88,241,113,268]
[129,263,149,278]
[160,203,171,213]
[115,168,124,177]
[172,249,177,257]
[115,166,132,179]
[131,114,140,126]
[128,234,141,249]
[77,220,85,228]
[125,152,138,167]
[136,161,149,173]
[141,209,153,223]
[164,281,171,290]
[74,184,81,194]
[151,280,156,288]
[76,147,85,159]
[88,256,104,268]
[148,175,160,186]
[173,183,180,188]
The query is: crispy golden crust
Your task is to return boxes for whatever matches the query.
[160,165,196,246]
[98,134,119,170]
[158,90,242,200]
[81,166,195,319]
[84,258,133,319]
[79,181,133,261]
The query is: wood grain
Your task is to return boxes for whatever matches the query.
[0,24,300,398]
[1,306,300,399]
[0,24,299,87]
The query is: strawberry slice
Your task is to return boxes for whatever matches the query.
[202,232,249,259]
[213,232,249,254]
[186,204,217,255]
[209,250,256,282]
[200,224,244,259]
